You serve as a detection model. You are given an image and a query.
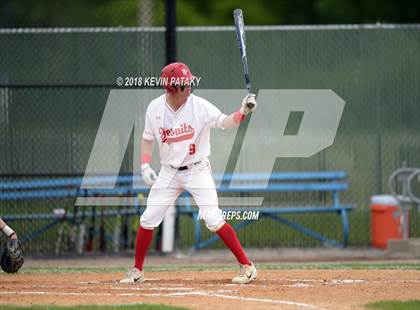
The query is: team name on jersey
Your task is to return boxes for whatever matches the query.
[159,123,194,144]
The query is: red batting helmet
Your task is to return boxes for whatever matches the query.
[161,62,196,93]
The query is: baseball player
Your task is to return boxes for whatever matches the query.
[0,217,24,273]
[121,62,257,284]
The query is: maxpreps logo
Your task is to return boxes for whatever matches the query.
[159,123,194,144]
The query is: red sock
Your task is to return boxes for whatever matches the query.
[216,223,251,265]
[134,226,154,271]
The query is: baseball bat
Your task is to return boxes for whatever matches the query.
[86,205,95,252]
[54,208,67,255]
[69,205,78,252]
[121,213,128,250]
[77,208,86,255]
[233,8,255,109]
[99,211,106,252]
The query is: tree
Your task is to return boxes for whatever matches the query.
[0,0,419,28]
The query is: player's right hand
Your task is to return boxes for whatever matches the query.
[141,163,157,186]
[240,93,257,115]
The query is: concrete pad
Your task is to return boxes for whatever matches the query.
[386,239,410,254]
[409,239,420,257]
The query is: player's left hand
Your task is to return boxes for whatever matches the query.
[141,163,157,186]
[240,93,257,115]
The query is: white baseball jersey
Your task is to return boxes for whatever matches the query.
[143,93,227,168]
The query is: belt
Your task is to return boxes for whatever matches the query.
[171,161,202,171]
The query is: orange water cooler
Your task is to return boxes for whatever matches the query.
[370,195,406,249]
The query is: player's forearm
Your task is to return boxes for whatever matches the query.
[222,111,246,129]
[0,218,17,238]
[141,138,154,164]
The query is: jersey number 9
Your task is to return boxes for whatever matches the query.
[189,143,196,155]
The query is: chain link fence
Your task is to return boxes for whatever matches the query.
[177,25,420,248]
[1,25,420,254]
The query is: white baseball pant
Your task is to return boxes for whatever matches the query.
[140,160,225,232]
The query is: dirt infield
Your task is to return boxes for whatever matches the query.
[1,269,420,310]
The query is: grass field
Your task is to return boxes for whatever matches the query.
[366,300,420,310]
[18,261,420,274]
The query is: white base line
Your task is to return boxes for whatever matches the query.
[0,290,324,309]
[180,291,324,309]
